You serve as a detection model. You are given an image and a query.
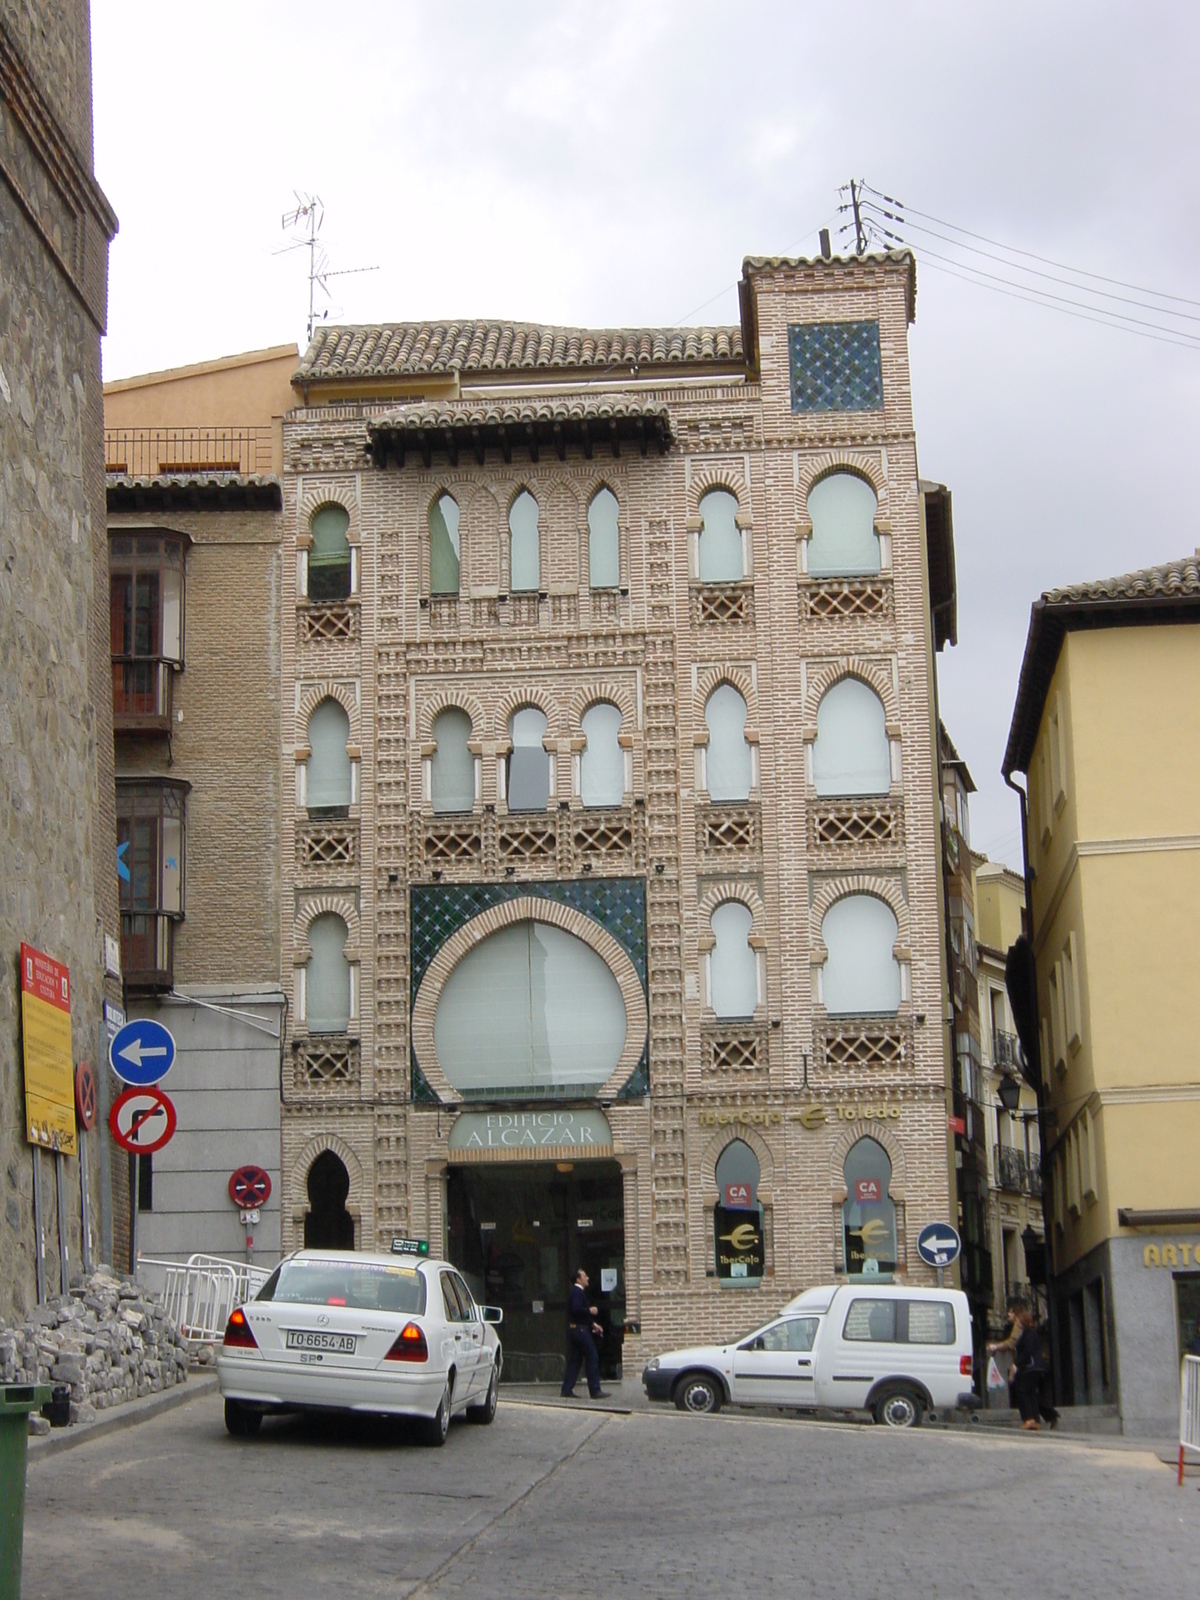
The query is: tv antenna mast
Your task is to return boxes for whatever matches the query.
[279,193,378,342]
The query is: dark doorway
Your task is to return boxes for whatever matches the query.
[304,1150,354,1250]
[446,1160,625,1385]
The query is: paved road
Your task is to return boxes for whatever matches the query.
[23,1390,1196,1599]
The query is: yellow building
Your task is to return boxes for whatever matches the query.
[1003,555,1200,1435]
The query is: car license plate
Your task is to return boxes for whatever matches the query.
[286,1329,357,1354]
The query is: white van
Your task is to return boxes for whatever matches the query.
[642,1281,977,1427]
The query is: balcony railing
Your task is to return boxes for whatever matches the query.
[993,1030,1024,1072]
[121,912,175,993]
[105,427,272,477]
[994,1144,1042,1194]
[112,657,173,732]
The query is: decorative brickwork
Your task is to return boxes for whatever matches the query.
[693,582,755,629]
[801,577,892,623]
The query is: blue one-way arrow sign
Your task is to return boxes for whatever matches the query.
[917,1222,962,1269]
[109,1017,176,1088]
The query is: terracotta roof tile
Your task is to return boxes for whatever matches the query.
[295,321,743,382]
[1041,554,1200,605]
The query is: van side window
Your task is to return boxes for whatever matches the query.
[760,1317,819,1353]
[843,1298,897,1342]
[906,1300,956,1344]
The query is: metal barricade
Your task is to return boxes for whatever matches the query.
[137,1254,271,1350]
[1180,1354,1200,1486]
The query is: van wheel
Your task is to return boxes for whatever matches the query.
[421,1385,451,1446]
[874,1387,923,1429]
[674,1374,722,1414]
[224,1399,262,1438]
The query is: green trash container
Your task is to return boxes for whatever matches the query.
[0,1384,52,1600]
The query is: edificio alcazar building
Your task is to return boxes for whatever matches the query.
[279,251,958,1375]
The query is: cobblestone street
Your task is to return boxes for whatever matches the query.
[23,1391,1197,1599]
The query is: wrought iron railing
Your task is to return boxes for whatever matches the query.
[994,1143,1042,1194]
[105,426,272,477]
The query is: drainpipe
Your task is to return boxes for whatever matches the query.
[1004,769,1060,1405]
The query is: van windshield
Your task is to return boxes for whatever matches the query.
[257,1260,427,1314]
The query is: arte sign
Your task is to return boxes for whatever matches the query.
[448,1108,613,1156]
[714,1204,765,1286]
[1143,1242,1200,1268]
[20,943,76,1155]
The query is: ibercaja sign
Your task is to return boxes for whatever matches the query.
[714,1204,765,1288]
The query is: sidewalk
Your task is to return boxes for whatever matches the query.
[27,1374,219,1461]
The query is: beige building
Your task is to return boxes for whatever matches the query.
[103,346,295,1265]
[275,250,963,1379]
[1003,555,1200,1434]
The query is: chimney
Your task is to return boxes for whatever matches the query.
[819,228,832,260]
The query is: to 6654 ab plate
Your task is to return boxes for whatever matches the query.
[285,1330,356,1354]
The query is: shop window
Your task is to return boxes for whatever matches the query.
[429,492,461,595]
[434,919,627,1096]
[109,532,186,727]
[698,489,743,583]
[508,706,550,812]
[710,901,757,1018]
[431,709,475,814]
[704,684,752,802]
[509,489,540,593]
[842,1138,898,1277]
[116,778,189,991]
[806,472,880,576]
[306,698,352,814]
[588,486,620,589]
[715,1139,760,1207]
[813,678,890,796]
[580,702,624,808]
[821,894,900,1014]
[308,505,352,603]
[306,913,350,1034]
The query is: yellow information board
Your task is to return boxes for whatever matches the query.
[20,942,77,1156]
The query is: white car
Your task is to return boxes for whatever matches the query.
[217,1247,503,1446]
[642,1283,977,1427]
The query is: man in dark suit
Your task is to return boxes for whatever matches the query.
[561,1268,610,1399]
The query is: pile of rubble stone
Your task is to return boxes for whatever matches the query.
[0,1265,189,1427]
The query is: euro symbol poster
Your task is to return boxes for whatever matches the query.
[714,1204,764,1286]
[20,942,77,1156]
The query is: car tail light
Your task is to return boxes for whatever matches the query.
[385,1322,428,1362]
[223,1308,258,1350]
[960,1354,974,1376]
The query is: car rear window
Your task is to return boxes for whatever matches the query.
[907,1300,956,1344]
[258,1260,427,1315]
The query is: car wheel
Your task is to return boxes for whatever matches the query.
[674,1374,722,1414]
[873,1387,923,1429]
[467,1369,498,1425]
[224,1399,262,1438]
[421,1385,451,1447]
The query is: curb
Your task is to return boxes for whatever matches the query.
[503,1395,633,1416]
[27,1374,219,1461]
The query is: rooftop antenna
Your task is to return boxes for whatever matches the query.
[279,192,379,342]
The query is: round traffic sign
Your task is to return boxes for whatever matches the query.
[108,1085,177,1155]
[109,1017,176,1087]
[917,1221,962,1269]
[75,1060,98,1131]
[229,1165,271,1209]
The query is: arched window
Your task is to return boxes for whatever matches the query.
[306,913,350,1034]
[429,492,461,595]
[715,1139,760,1208]
[842,1138,897,1276]
[807,472,880,576]
[508,706,550,812]
[813,678,891,796]
[509,489,540,593]
[309,504,352,602]
[581,702,624,808]
[705,684,752,802]
[431,709,475,814]
[588,487,620,589]
[710,901,757,1018]
[306,698,352,813]
[698,489,743,583]
[822,894,900,1015]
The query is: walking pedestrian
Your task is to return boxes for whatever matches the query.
[560,1268,610,1400]
[988,1303,1055,1429]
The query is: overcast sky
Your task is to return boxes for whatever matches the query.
[92,2,1200,869]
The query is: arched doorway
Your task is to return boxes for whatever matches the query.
[304,1149,354,1250]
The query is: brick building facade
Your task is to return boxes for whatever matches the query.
[1,1,119,1318]
[279,252,959,1372]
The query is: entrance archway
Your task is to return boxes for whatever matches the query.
[304,1149,355,1250]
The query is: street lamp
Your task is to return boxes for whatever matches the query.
[997,1074,1022,1113]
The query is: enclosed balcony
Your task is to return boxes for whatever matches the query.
[117,778,189,993]
[109,530,187,735]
